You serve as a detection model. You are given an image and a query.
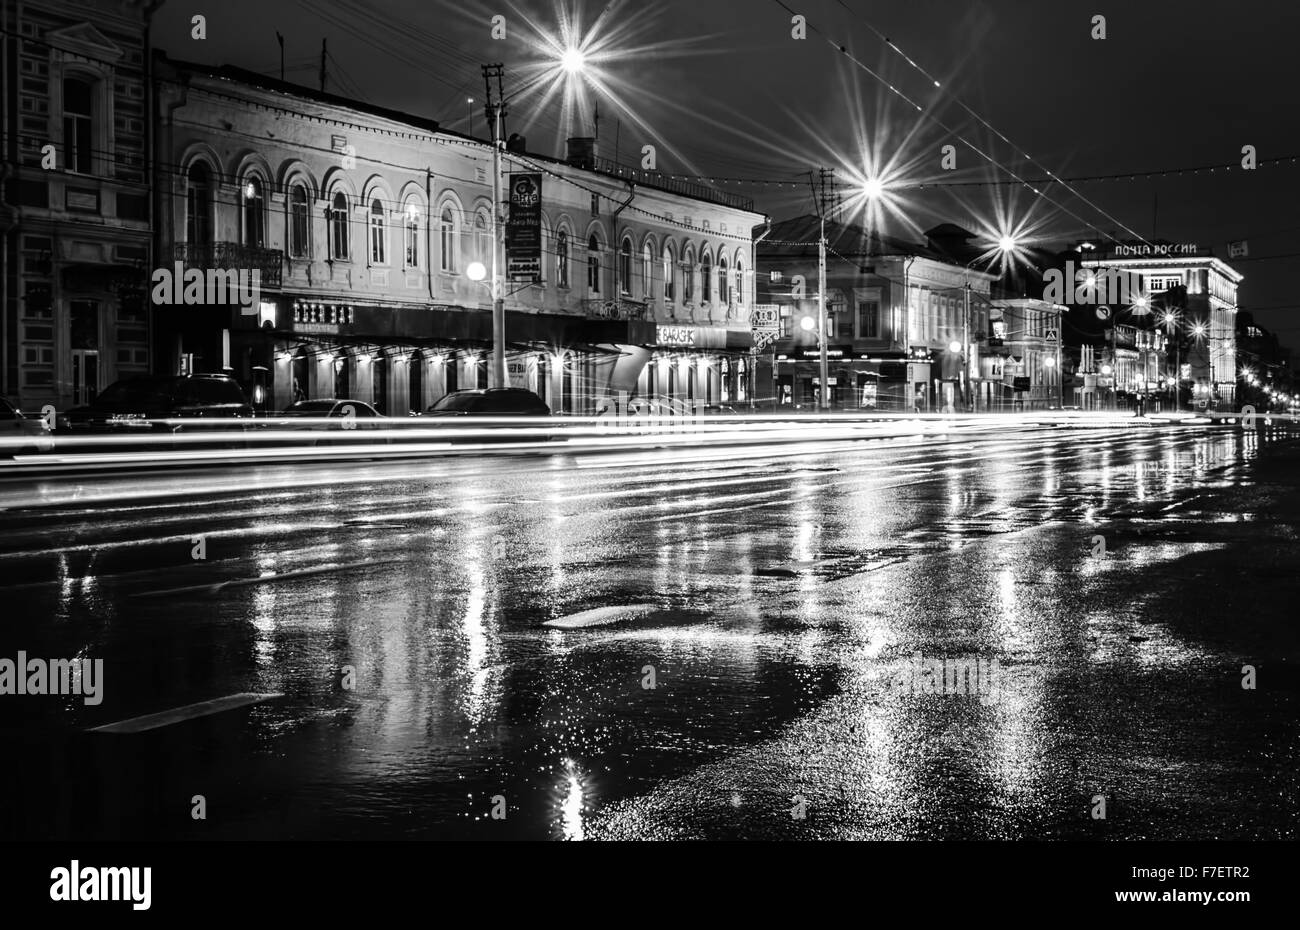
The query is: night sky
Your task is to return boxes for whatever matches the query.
[151,0,1300,345]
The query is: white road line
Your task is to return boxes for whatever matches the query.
[88,692,284,734]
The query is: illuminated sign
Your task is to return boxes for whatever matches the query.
[292,302,354,334]
[656,326,697,347]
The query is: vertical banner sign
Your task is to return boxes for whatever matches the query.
[506,173,542,282]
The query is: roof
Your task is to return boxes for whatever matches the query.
[763,215,947,260]
[159,55,443,135]
[157,54,760,216]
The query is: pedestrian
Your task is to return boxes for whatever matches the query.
[292,376,306,404]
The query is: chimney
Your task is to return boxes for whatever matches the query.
[506,133,527,154]
[566,136,596,170]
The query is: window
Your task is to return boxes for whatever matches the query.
[440,208,457,272]
[475,210,491,265]
[185,162,212,247]
[642,243,653,298]
[735,258,744,306]
[662,245,675,301]
[242,177,265,248]
[63,77,94,174]
[587,235,601,294]
[557,230,569,287]
[404,202,421,268]
[289,184,309,258]
[718,257,729,305]
[858,300,880,338]
[832,299,849,339]
[619,238,633,295]
[591,193,600,216]
[369,199,387,264]
[683,248,695,302]
[330,192,350,260]
[701,253,712,302]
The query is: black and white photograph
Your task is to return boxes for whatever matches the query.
[0,0,1293,911]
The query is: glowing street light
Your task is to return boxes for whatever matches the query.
[561,47,586,74]
[862,177,887,200]
[466,261,488,282]
[800,316,816,332]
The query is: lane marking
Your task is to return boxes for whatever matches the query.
[131,559,403,598]
[88,692,284,734]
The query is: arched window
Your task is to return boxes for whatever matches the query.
[369,198,386,264]
[735,257,745,307]
[289,183,309,258]
[404,201,421,268]
[718,256,729,306]
[619,238,633,296]
[556,230,570,288]
[63,76,94,174]
[587,235,601,295]
[662,244,675,302]
[330,192,350,260]
[242,177,265,248]
[642,243,653,298]
[440,208,457,272]
[683,247,695,302]
[475,210,491,265]
[701,252,713,303]
[185,162,212,248]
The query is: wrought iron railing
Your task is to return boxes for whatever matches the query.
[173,242,284,288]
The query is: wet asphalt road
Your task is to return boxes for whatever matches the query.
[1,421,1297,840]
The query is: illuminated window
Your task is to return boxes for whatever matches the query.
[242,177,265,248]
[557,230,570,288]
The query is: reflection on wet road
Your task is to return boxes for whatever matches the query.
[1,422,1297,840]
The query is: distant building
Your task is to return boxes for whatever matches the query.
[1,0,159,411]
[1079,242,1241,410]
[754,217,996,411]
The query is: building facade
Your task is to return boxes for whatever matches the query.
[1080,243,1241,411]
[152,58,763,417]
[754,217,996,411]
[1,0,158,412]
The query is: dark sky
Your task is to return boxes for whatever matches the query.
[152,0,1300,344]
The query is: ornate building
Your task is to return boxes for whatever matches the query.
[151,57,764,416]
[1,0,159,411]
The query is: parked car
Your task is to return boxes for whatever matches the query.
[425,388,551,418]
[263,399,389,445]
[58,374,254,449]
[0,396,54,456]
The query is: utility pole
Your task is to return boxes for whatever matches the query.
[276,31,284,82]
[963,282,971,411]
[482,64,508,390]
[319,38,327,92]
[815,167,834,411]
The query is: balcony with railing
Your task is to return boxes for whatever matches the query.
[173,242,284,288]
